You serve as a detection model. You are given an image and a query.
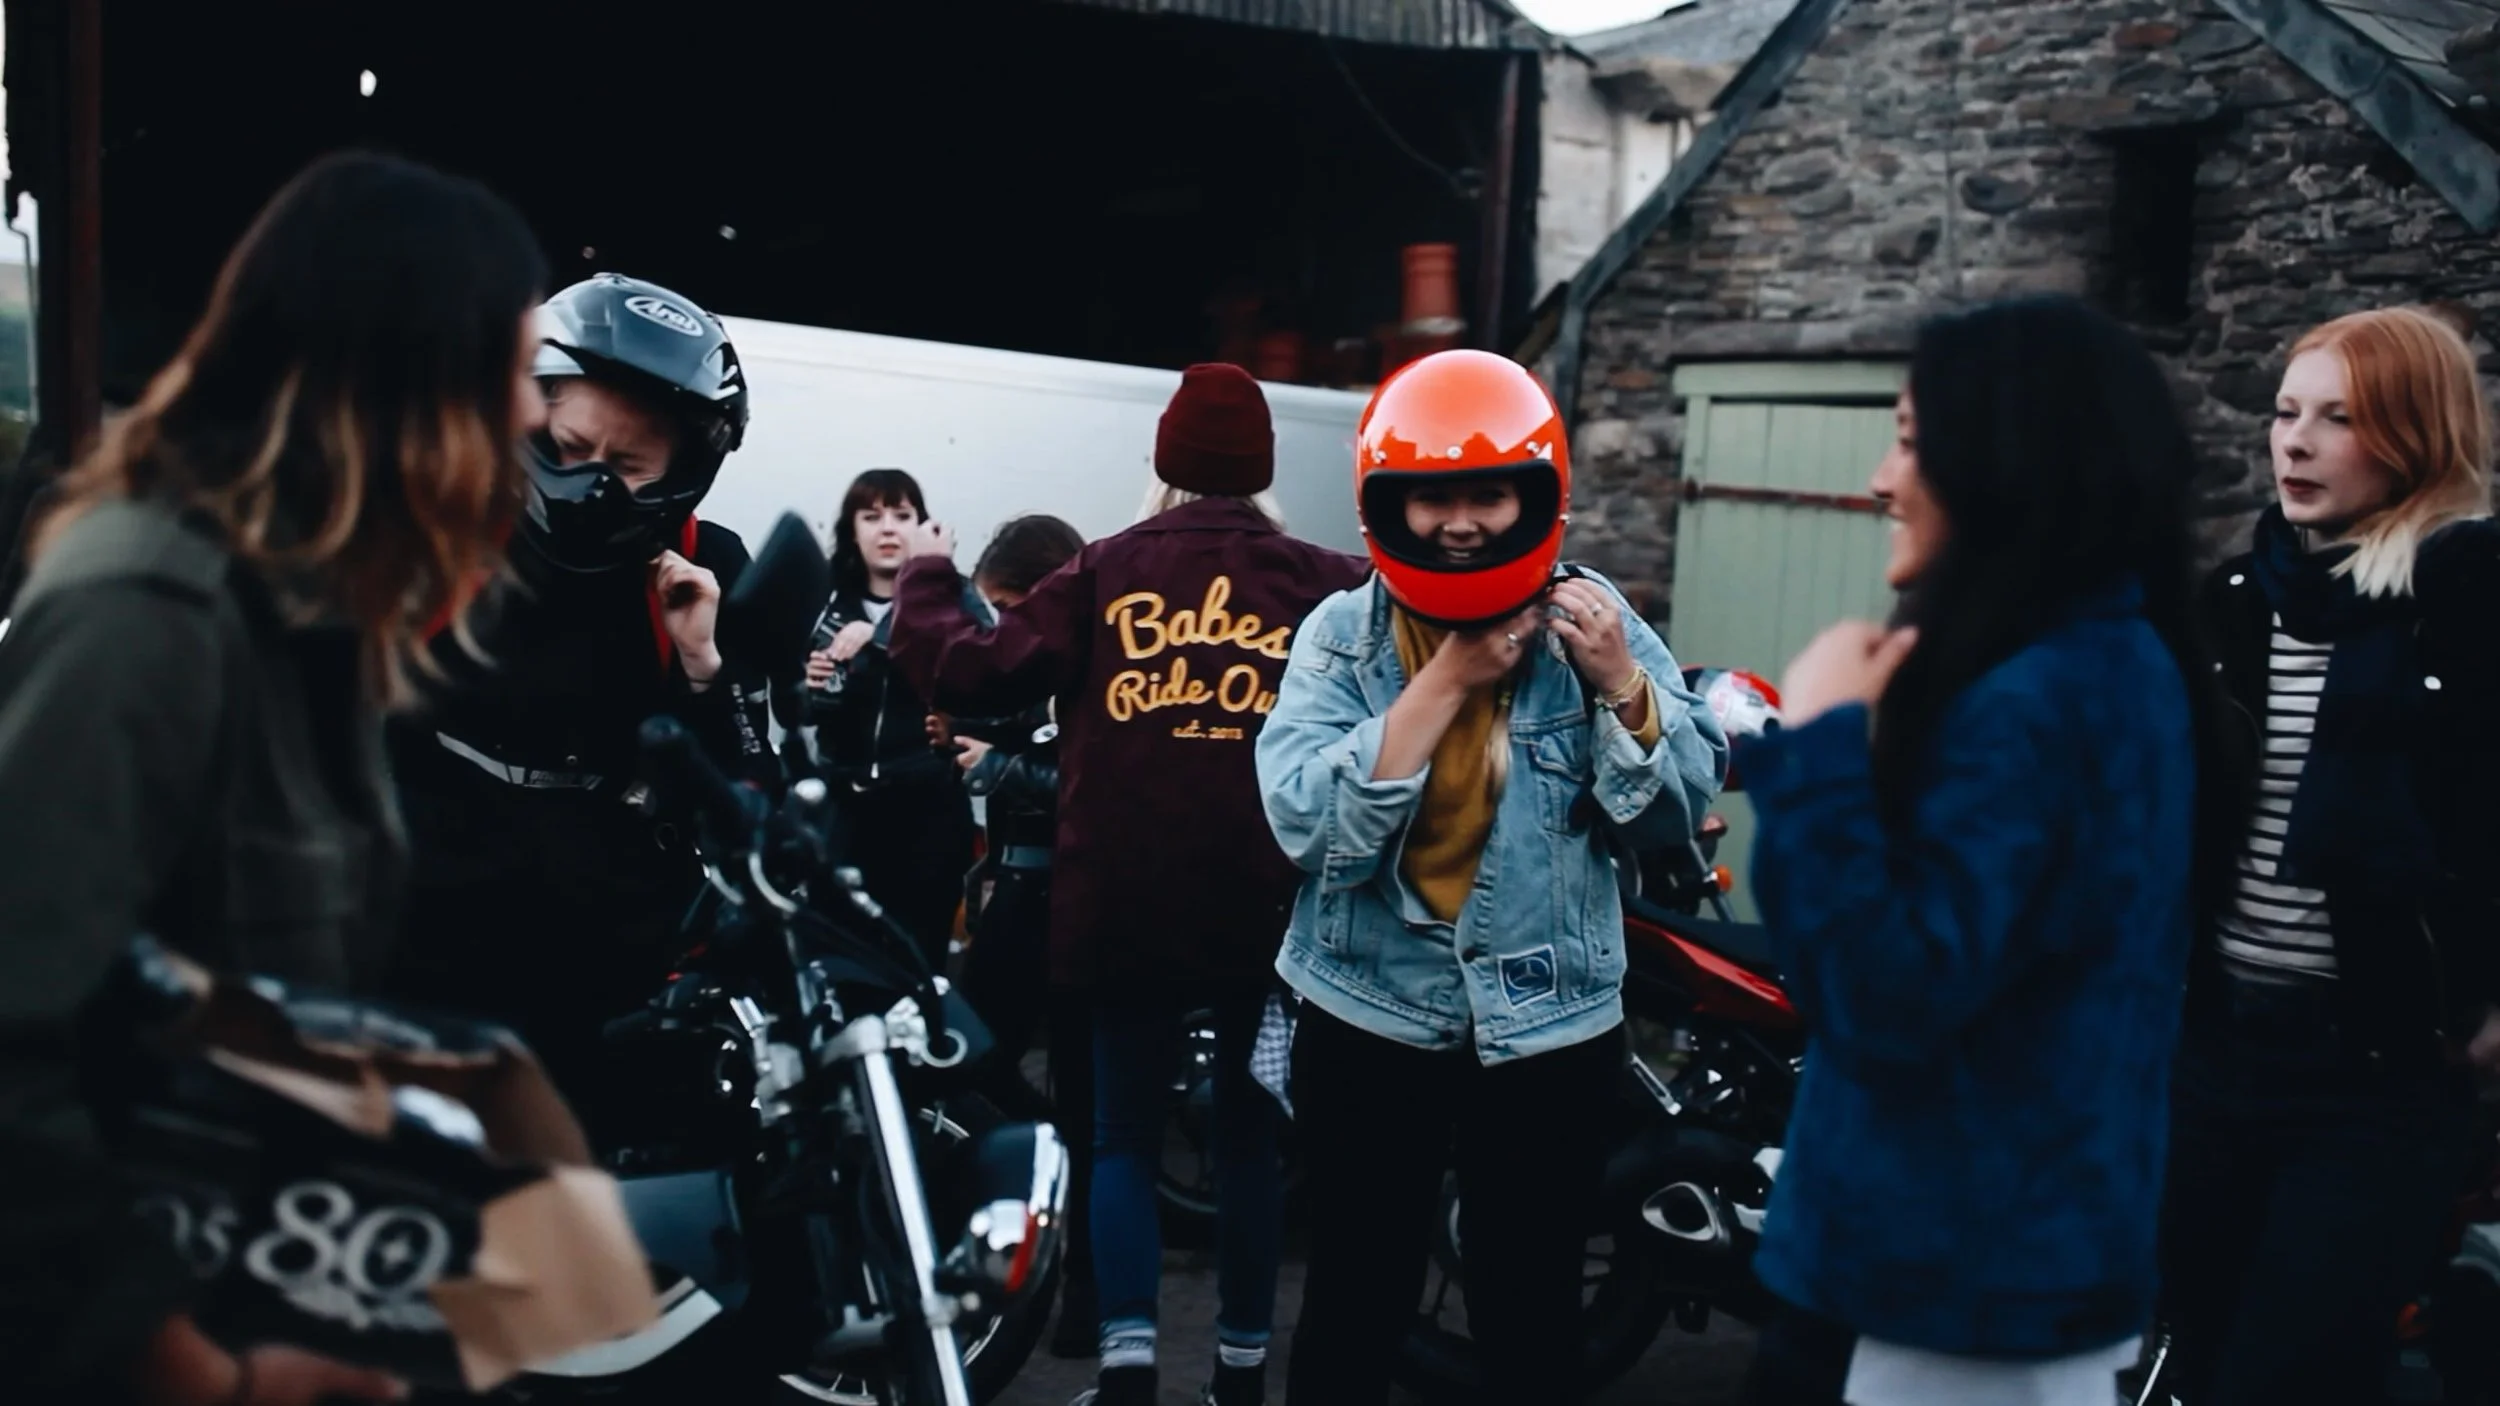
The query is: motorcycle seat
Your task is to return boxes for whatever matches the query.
[1629,898,1782,978]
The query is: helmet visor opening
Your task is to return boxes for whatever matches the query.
[1361,462,1562,575]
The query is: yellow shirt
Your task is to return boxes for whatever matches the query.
[1389,610,1662,923]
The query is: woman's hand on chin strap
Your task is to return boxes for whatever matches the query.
[651,550,722,687]
[1430,605,1542,693]
[1547,579,1636,699]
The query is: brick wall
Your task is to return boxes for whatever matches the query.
[1571,0,2500,612]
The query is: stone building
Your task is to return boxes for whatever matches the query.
[1540,0,2500,644]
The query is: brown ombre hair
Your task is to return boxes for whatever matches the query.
[2287,307,2495,597]
[39,151,548,701]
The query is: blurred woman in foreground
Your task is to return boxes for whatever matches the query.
[1742,295,2226,1406]
[0,152,546,1406]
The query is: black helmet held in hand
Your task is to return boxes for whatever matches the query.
[525,273,750,572]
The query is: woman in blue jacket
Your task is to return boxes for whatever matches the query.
[1739,295,2230,1406]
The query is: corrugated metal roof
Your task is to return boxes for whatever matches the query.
[1046,0,1548,49]
[1574,0,1801,69]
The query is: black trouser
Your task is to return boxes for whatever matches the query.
[1285,1006,1621,1406]
[1048,991,1097,1294]
[960,865,1052,1061]
[832,778,975,969]
[2157,975,2478,1406]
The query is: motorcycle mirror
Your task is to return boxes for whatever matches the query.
[718,512,832,690]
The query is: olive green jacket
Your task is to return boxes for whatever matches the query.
[0,498,404,1402]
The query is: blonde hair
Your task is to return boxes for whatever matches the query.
[1134,475,1288,532]
[2288,306,2494,597]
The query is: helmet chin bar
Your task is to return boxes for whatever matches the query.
[521,434,714,574]
[1380,584,1555,633]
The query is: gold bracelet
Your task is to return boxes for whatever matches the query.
[1597,666,1649,712]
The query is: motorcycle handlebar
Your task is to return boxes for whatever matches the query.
[639,715,767,854]
[642,717,954,1060]
[602,1007,666,1043]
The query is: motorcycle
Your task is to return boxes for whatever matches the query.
[513,515,1069,1406]
[1395,666,1801,1403]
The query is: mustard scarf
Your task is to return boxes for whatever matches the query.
[1390,608,1514,923]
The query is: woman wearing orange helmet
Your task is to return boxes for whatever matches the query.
[1256,350,1728,1403]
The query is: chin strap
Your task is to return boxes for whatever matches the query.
[644,514,704,672]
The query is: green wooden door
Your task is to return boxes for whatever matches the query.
[1664,362,1905,918]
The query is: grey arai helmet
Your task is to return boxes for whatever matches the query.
[525,273,750,572]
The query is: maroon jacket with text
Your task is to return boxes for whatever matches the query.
[889,497,1370,995]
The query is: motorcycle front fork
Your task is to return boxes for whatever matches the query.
[835,1021,975,1406]
[2130,1331,2176,1406]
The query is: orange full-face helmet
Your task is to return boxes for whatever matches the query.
[1356,349,1570,630]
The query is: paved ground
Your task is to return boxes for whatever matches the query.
[992,1245,1756,1406]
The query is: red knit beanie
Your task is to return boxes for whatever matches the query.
[1155,363,1276,496]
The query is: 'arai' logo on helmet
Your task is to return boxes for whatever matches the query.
[625,295,705,337]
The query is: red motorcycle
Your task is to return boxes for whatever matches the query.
[1397,668,1806,1402]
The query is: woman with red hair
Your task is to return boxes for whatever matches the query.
[2162,306,2500,1405]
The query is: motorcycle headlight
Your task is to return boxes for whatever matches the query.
[939,1122,1069,1301]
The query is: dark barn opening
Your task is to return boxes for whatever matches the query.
[42,0,1534,397]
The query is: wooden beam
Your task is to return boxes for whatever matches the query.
[62,0,101,455]
[27,0,102,456]
[1474,51,1522,351]
[1671,360,1907,401]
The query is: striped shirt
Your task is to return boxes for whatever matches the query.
[2215,618,2337,979]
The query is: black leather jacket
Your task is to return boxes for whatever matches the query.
[2199,530,2500,1067]
[961,706,1060,863]
[387,523,776,896]
[776,580,994,790]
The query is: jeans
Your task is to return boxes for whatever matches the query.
[1284,1006,1622,1406]
[2158,974,2478,1406]
[1092,989,1281,1358]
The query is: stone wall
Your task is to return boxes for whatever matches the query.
[1570,0,2500,615]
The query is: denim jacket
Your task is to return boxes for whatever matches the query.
[1256,574,1727,1063]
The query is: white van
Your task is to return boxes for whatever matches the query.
[704,317,1371,561]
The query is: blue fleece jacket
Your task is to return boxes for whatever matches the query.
[1743,584,2195,1358]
